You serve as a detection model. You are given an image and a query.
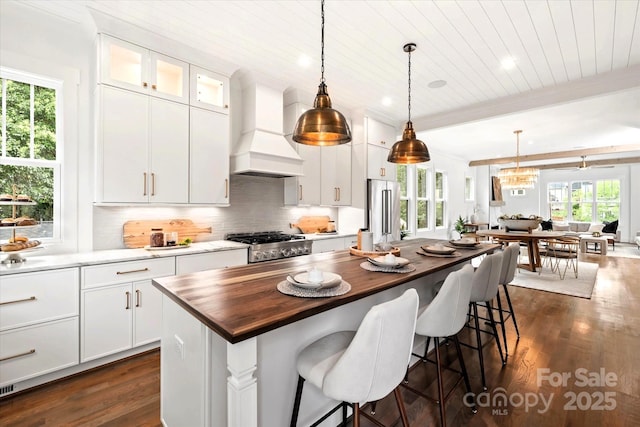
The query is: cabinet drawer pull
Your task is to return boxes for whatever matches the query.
[151,173,156,196]
[299,184,303,201]
[152,84,157,90]
[135,289,141,307]
[225,178,229,198]
[143,82,148,88]
[125,291,131,310]
[116,267,149,275]
[0,296,36,306]
[0,349,36,362]
[337,187,341,201]
[143,172,148,196]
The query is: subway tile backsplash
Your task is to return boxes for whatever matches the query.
[93,175,336,250]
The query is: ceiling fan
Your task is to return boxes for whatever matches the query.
[555,156,614,171]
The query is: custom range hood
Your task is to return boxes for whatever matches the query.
[230,72,303,178]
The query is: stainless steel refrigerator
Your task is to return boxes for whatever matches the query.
[366,179,401,245]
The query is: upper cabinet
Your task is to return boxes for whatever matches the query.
[190,66,229,114]
[366,117,397,181]
[100,34,189,104]
[96,34,231,205]
[320,143,352,206]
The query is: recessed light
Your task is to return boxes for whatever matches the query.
[297,54,312,68]
[428,79,447,89]
[501,57,516,70]
[381,96,392,106]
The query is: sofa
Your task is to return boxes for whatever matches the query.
[551,220,621,249]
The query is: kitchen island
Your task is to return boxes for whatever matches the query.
[152,238,499,427]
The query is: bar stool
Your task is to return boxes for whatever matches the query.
[403,264,476,427]
[461,251,505,390]
[289,289,419,427]
[494,242,521,360]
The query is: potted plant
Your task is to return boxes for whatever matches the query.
[455,215,466,238]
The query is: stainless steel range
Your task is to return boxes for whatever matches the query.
[225,231,312,263]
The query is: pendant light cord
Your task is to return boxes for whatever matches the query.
[407,46,412,123]
[320,0,325,84]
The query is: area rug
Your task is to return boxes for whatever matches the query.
[509,261,598,299]
[606,243,640,260]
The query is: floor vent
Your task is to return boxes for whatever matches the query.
[0,384,15,396]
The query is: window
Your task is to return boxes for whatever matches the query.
[547,182,569,221]
[416,165,429,229]
[397,165,409,232]
[547,179,619,223]
[571,181,593,222]
[0,68,61,241]
[464,176,474,201]
[435,171,446,227]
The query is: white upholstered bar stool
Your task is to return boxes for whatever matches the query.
[494,242,521,360]
[404,264,476,427]
[289,289,419,427]
[462,251,505,390]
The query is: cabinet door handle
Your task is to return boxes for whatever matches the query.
[380,167,384,177]
[151,84,157,90]
[143,82,148,88]
[143,172,147,196]
[0,349,36,362]
[338,187,341,201]
[135,289,141,307]
[225,178,229,198]
[116,267,149,275]
[0,296,36,306]
[381,140,385,145]
[125,291,131,310]
[151,173,156,196]
[382,167,386,177]
[299,185,303,201]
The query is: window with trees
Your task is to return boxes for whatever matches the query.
[547,179,619,223]
[416,165,429,229]
[435,171,446,228]
[397,165,409,232]
[0,68,60,240]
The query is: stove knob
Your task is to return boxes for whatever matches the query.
[270,250,278,258]
[289,247,298,256]
[254,252,265,261]
[281,248,291,257]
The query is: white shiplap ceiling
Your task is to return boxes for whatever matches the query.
[11,0,640,165]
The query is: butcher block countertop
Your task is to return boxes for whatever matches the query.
[152,238,499,344]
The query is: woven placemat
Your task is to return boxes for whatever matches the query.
[277,280,351,298]
[359,262,416,273]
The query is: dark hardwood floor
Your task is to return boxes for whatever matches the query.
[1,250,639,426]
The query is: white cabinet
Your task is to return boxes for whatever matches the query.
[189,107,229,205]
[284,141,322,206]
[366,117,397,181]
[190,65,229,114]
[80,258,174,362]
[98,85,189,203]
[0,268,79,387]
[321,143,352,206]
[311,238,345,254]
[100,34,189,103]
[175,249,248,275]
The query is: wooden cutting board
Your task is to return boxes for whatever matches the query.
[292,216,331,234]
[123,219,212,248]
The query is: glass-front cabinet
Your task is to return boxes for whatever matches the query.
[100,34,188,103]
[190,66,229,114]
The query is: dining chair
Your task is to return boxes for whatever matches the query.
[461,251,505,390]
[494,242,521,360]
[546,236,579,279]
[289,288,419,427]
[403,264,476,427]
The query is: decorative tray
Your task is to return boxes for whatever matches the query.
[349,245,401,258]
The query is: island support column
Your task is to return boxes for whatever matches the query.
[227,338,258,427]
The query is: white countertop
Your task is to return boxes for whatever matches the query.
[0,241,249,276]
[294,232,357,240]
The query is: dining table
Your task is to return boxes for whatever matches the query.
[476,229,566,272]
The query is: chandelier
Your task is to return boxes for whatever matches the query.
[497,130,539,189]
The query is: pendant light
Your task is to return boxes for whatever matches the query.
[387,43,430,164]
[292,0,351,146]
[497,130,539,189]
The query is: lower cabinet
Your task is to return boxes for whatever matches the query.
[175,248,247,275]
[81,280,162,362]
[80,258,174,362]
[0,268,80,389]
